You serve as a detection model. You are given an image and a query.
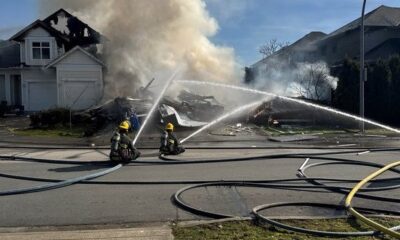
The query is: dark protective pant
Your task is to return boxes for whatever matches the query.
[109,149,141,162]
[160,146,185,155]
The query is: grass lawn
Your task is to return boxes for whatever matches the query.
[12,126,85,138]
[173,218,400,240]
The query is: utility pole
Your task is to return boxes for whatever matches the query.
[360,0,366,133]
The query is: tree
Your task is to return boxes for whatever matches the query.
[333,58,360,114]
[258,39,290,58]
[293,63,336,101]
[365,59,392,122]
[388,55,400,124]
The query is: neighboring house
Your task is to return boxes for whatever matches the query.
[248,5,400,81]
[0,9,105,111]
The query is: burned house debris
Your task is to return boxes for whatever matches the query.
[161,90,224,122]
[32,77,224,135]
[247,97,357,129]
[178,90,224,121]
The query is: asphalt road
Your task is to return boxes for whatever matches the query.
[0,144,399,228]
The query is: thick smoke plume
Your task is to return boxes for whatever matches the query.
[37,0,238,98]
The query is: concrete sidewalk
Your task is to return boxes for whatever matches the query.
[0,226,174,240]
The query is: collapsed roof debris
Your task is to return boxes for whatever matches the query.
[77,97,153,136]
[72,80,224,135]
[162,90,224,122]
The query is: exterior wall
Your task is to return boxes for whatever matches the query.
[22,27,58,66]
[54,50,103,110]
[21,68,57,111]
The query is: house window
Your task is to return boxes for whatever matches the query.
[32,41,50,60]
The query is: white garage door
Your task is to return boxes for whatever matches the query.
[27,82,57,111]
[62,80,98,110]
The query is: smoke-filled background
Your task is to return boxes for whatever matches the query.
[37,0,239,98]
[251,61,338,101]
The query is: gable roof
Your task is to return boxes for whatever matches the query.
[42,8,105,45]
[44,46,104,69]
[9,20,69,43]
[9,8,105,47]
[327,5,400,38]
[250,5,400,67]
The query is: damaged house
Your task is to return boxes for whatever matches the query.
[244,5,400,128]
[0,9,105,112]
[248,5,400,83]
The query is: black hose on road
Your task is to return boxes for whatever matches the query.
[0,164,121,196]
[253,202,400,237]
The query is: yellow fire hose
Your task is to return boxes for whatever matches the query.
[345,161,400,238]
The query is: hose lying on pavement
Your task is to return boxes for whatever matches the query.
[168,152,400,237]
[298,161,400,192]
[1,147,400,237]
[0,164,121,196]
[172,178,400,220]
[0,147,395,165]
[252,202,400,237]
[345,161,400,238]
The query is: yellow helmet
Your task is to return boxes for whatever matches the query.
[119,120,130,130]
[166,122,174,131]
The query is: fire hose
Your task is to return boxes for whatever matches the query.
[345,161,400,238]
[0,148,400,237]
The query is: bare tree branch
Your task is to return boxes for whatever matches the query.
[259,39,290,58]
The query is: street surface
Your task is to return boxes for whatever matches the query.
[0,142,399,228]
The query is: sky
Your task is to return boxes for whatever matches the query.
[1,0,400,66]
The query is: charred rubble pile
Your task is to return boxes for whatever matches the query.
[77,89,224,136]
[28,76,225,136]
[247,98,316,127]
[71,90,223,136]
[247,97,347,128]
[161,90,224,124]
[75,97,153,136]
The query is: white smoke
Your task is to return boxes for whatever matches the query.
[252,60,338,101]
[37,0,239,98]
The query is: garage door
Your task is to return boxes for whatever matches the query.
[27,82,57,111]
[62,80,98,110]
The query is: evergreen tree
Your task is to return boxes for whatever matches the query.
[333,58,359,114]
[365,59,392,122]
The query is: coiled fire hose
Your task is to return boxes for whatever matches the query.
[345,161,400,238]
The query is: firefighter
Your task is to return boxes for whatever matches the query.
[160,123,185,155]
[109,120,141,162]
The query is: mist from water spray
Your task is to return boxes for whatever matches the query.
[176,80,400,134]
[180,99,267,143]
[132,68,181,146]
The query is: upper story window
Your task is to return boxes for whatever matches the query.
[32,41,50,60]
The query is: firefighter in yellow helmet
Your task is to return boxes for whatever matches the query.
[160,122,185,155]
[109,120,141,162]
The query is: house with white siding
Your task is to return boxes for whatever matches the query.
[0,9,104,111]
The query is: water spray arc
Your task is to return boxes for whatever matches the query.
[180,99,268,143]
[132,67,181,146]
[176,80,400,134]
